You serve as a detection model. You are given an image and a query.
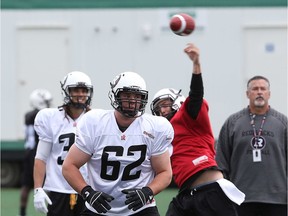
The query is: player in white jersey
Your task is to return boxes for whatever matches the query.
[62,71,174,216]
[33,71,93,215]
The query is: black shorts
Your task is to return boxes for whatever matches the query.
[47,191,85,216]
[166,182,238,216]
[21,149,36,188]
[81,206,160,216]
[237,202,287,216]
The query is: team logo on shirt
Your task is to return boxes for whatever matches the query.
[166,136,173,141]
[250,136,266,150]
[143,131,155,139]
[192,155,208,166]
[121,134,126,140]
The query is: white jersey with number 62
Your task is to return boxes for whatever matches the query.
[76,109,174,215]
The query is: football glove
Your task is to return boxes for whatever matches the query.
[81,185,114,213]
[34,187,52,214]
[122,187,154,211]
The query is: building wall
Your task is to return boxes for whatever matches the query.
[1,7,287,140]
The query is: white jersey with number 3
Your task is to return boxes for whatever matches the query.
[34,107,87,193]
[76,109,174,215]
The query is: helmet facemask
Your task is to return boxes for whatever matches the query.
[151,88,185,120]
[113,87,148,118]
[60,71,93,109]
[152,97,176,121]
[64,86,93,109]
[109,71,148,118]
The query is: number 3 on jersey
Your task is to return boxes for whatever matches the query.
[101,145,147,181]
[57,133,75,165]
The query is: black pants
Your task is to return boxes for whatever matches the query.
[47,192,85,216]
[81,206,160,216]
[21,149,36,187]
[166,182,238,216]
[237,202,287,216]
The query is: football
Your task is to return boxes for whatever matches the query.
[169,13,195,36]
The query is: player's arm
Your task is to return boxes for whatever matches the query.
[33,140,53,213]
[62,144,91,193]
[148,150,172,194]
[34,159,46,188]
[63,144,114,214]
[34,140,52,188]
[33,110,52,188]
[184,43,204,119]
[25,125,36,149]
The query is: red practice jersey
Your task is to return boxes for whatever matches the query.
[170,97,217,187]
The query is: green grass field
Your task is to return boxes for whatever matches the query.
[1,188,178,216]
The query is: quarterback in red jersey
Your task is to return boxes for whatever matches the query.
[151,43,245,216]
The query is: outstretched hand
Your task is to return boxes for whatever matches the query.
[184,43,200,65]
[184,43,201,74]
